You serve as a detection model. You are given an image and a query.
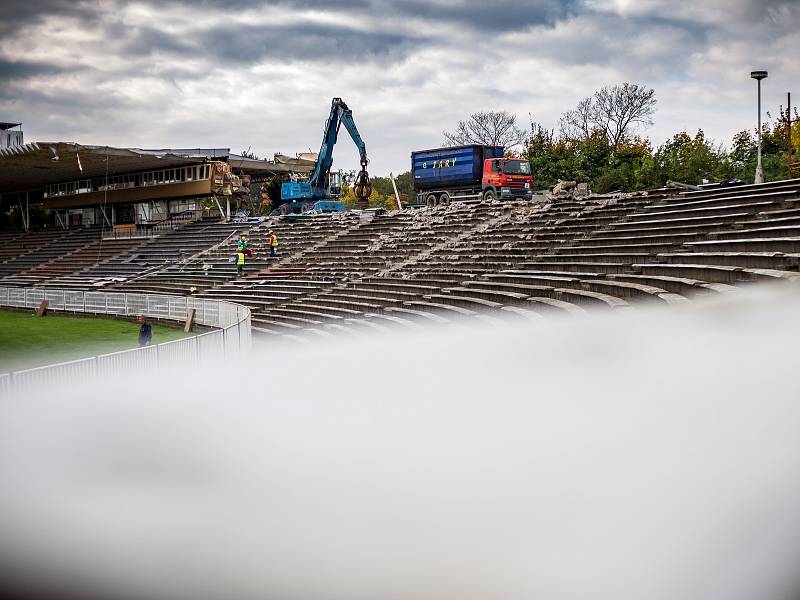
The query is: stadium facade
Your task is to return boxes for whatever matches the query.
[0,126,314,231]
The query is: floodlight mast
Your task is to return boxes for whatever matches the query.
[751,70,768,184]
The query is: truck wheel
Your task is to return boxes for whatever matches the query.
[439,192,450,206]
[426,194,438,208]
[483,190,496,203]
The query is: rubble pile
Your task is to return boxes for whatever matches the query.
[548,180,593,201]
[364,202,477,254]
[548,179,656,204]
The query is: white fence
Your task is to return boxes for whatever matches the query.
[0,287,251,392]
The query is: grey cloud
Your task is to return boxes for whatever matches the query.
[1,0,798,174]
[0,59,71,79]
[522,9,709,72]
[0,80,132,112]
[761,1,800,35]
[193,0,371,8]
[103,0,578,67]
[2,0,580,72]
[145,0,580,32]
[227,0,581,32]
[637,13,711,42]
[742,0,799,20]
[121,26,197,57]
[620,0,798,35]
[196,22,421,63]
[0,0,101,36]
[386,0,582,32]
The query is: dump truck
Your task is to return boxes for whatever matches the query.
[412,144,533,206]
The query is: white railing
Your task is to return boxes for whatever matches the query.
[0,286,251,391]
[102,228,158,240]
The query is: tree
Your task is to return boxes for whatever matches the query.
[341,182,358,209]
[645,130,728,186]
[443,110,527,150]
[370,171,413,205]
[560,83,657,150]
[726,107,800,183]
[728,130,756,181]
[559,97,594,141]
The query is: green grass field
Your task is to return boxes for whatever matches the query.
[0,309,189,372]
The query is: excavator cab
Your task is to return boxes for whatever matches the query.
[327,171,343,197]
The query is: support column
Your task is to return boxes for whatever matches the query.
[390,172,403,210]
[755,77,764,184]
[213,195,225,219]
[99,204,111,227]
[17,194,28,231]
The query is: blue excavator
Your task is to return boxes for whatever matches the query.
[280,97,372,211]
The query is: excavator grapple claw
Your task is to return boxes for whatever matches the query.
[353,159,372,209]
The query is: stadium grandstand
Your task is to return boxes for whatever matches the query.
[1,146,800,344]
[0,131,314,232]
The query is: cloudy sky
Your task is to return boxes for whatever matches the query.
[1,0,798,174]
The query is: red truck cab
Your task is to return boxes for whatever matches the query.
[482,158,533,201]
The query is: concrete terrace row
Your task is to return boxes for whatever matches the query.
[0,220,245,290]
[1,178,799,341]
[113,212,363,295]
[202,179,800,341]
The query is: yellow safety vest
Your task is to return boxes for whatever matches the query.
[236,252,245,265]
[269,234,278,247]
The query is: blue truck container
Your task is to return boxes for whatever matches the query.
[412,145,504,192]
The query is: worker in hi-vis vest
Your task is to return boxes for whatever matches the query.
[236,251,245,277]
[268,230,279,257]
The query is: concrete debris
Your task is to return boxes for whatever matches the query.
[548,180,658,205]
[550,179,577,196]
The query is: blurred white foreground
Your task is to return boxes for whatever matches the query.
[1,285,800,600]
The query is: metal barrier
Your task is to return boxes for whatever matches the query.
[102,229,158,240]
[0,286,251,392]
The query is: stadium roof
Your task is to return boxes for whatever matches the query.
[0,143,230,194]
[0,143,316,194]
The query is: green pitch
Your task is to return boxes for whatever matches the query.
[0,309,189,372]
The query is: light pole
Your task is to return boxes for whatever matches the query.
[751,70,768,184]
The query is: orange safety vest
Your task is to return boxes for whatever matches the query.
[269,233,278,247]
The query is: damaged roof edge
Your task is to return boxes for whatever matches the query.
[79,146,231,160]
[0,142,315,193]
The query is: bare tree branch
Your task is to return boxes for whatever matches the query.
[559,83,657,150]
[559,96,595,140]
[443,110,527,150]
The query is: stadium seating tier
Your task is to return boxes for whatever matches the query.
[1,178,799,340]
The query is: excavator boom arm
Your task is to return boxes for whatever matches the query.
[282,97,371,207]
[339,109,368,166]
[308,98,368,193]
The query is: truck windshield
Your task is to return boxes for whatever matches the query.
[503,161,531,175]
